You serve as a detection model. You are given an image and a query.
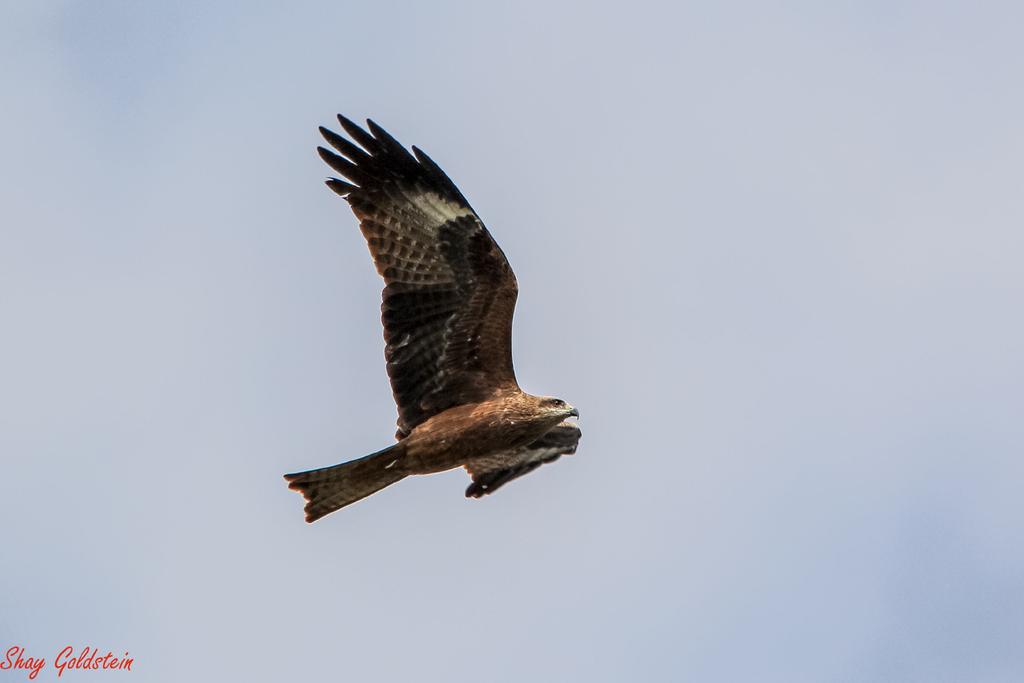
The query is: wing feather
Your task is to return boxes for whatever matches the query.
[465,421,582,498]
[318,116,519,438]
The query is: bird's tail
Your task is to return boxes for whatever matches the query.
[284,444,407,522]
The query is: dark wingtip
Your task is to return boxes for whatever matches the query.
[326,178,356,196]
[320,125,372,163]
[336,114,376,150]
[315,145,334,162]
[366,119,414,161]
[465,483,487,499]
[336,113,361,130]
[317,146,362,181]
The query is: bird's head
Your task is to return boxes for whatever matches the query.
[537,396,579,420]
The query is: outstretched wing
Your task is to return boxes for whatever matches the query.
[317,116,520,439]
[464,421,582,498]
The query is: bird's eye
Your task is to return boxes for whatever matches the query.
[550,398,565,407]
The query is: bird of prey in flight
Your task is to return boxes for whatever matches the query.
[284,116,581,522]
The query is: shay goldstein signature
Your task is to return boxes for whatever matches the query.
[1,646,134,679]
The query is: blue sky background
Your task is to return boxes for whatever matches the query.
[2,2,1023,681]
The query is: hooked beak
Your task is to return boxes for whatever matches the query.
[568,406,580,418]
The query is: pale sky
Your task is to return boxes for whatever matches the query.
[2,2,1023,681]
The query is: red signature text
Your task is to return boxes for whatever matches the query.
[1,645,133,679]
[1,647,44,680]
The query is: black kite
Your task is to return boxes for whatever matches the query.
[284,116,581,522]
